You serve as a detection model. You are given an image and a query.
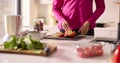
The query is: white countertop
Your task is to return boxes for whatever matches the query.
[0,36,112,63]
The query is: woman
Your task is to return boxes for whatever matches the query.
[52,0,105,36]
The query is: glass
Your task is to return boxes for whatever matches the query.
[33,18,44,31]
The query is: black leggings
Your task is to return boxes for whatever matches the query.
[60,29,94,36]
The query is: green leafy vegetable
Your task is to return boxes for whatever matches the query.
[4,36,18,50]
[3,35,47,51]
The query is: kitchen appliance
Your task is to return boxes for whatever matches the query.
[92,0,120,52]
[110,1,120,63]
[112,45,120,63]
[3,15,21,41]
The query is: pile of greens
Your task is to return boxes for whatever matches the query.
[3,35,47,50]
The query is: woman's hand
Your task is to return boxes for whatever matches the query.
[62,21,71,31]
[78,21,90,35]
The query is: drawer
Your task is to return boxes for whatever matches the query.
[111,30,117,39]
[94,30,111,38]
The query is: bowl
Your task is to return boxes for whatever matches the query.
[27,31,40,40]
[40,31,47,39]
[27,31,47,40]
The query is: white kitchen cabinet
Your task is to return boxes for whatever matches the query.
[40,0,52,4]
[94,25,117,39]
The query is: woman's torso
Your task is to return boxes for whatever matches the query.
[61,0,94,30]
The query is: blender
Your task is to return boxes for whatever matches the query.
[3,15,21,42]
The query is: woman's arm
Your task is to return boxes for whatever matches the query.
[52,0,65,23]
[87,0,105,25]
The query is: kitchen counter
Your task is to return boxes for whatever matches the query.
[0,36,112,63]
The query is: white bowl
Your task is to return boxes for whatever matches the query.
[27,31,47,40]
[27,31,40,40]
[40,31,47,39]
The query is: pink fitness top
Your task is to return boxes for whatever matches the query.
[52,0,105,30]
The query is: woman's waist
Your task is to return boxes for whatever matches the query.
[58,22,96,30]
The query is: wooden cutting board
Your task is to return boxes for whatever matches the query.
[0,45,57,56]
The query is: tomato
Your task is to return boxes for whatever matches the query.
[89,45,94,50]
[59,33,64,37]
[70,31,76,37]
[78,51,87,58]
[76,45,103,58]
[84,49,91,57]
[93,45,102,50]
[76,48,84,52]
[96,50,103,56]
[85,47,89,50]
[112,45,120,63]
[64,30,76,38]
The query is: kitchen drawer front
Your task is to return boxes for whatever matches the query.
[111,30,117,39]
[94,26,117,39]
[94,30,111,38]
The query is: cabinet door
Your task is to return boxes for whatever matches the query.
[40,0,52,4]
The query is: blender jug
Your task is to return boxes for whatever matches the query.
[4,15,21,36]
[3,15,22,42]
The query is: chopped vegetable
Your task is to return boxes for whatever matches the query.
[4,36,18,50]
[3,35,47,51]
